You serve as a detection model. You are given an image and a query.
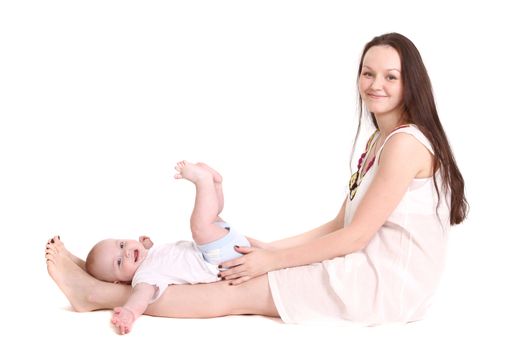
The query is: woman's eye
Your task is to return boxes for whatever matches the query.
[362,71,372,77]
[387,75,398,81]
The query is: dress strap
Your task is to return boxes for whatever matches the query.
[376,124,434,161]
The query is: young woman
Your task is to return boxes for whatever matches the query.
[46,32,467,327]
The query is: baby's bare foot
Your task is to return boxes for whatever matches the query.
[45,237,98,312]
[196,162,223,184]
[174,160,213,183]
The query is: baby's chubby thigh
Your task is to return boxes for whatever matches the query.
[197,222,250,266]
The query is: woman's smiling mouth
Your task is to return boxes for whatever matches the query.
[367,93,388,99]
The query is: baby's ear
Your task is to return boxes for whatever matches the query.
[139,235,154,249]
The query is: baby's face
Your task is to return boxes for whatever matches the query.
[90,239,148,282]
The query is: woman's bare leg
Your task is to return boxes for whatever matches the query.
[147,276,279,318]
[46,237,132,311]
[47,235,86,270]
[46,238,280,318]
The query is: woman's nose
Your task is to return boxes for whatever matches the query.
[370,76,383,90]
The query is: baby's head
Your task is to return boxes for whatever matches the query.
[86,236,152,283]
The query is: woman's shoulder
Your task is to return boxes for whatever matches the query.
[380,131,428,159]
[384,124,434,155]
[378,125,434,177]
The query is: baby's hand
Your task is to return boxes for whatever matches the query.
[111,306,136,335]
[139,235,154,249]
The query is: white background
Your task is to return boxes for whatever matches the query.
[1,1,523,349]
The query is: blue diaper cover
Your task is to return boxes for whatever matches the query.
[196,221,250,266]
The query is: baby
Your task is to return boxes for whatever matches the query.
[85,161,250,334]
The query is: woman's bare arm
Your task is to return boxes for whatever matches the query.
[272,133,431,268]
[221,133,431,283]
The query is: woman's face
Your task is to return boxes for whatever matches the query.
[358,45,404,119]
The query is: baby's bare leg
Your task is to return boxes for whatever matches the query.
[175,161,228,245]
[196,162,224,214]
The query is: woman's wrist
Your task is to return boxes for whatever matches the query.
[271,249,287,271]
[264,241,278,251]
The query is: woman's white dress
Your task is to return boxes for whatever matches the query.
[268,125,450,325]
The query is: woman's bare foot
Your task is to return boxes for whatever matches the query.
[45,237,101,312]
[174,160,213,183]
[46,235,86,270]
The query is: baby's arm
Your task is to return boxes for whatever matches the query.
[111,283,156,335]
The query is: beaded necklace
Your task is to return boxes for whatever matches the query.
[349,130,379,200]
[348,124,411,201]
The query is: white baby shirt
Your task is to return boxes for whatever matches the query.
[132,241,220,303]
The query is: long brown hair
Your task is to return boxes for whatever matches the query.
[353,33,468,225]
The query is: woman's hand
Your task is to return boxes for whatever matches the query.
[218,246,279,285]
[245,236,274,250]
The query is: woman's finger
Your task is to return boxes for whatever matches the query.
[234,245,254,254]
[219,256,244,269]
[229,276,251,286]
[222,270,247,281]
[219,264,246,278]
